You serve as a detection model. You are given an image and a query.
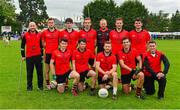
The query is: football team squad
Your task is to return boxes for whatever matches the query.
[21,17,170,100]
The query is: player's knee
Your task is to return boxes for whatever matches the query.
[78,83,84,92]
[138,72,144,80]
[57,84,65,94]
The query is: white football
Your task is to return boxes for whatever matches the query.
[50,80,57,89]
[98,88,108,98]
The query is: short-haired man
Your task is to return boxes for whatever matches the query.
[109,18,129,55]
[79,18,97,68]
[96,19,110,53]
[129,18,151,55]
[50,38,80,96]
[41,18,60,89]
[60,18,79,52]
[96,41,118,100]
[21,22,43,91]
[143,40,170,100]
[118,37,145,99]
[72,38,97,95]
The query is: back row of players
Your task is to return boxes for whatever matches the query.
[21,17,170,100]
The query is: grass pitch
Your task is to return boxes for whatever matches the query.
[0,40,180,109]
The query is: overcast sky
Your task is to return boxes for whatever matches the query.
[14,0,180,19]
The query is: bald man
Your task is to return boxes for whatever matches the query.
[97,19,111,53]
[21,22,44,91]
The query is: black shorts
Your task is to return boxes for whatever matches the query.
[45,54,52,64]
[56,70,71,84]
[98,76,111,85]
[121,73,133,84]
[79,70,90,82]
[88,58,94,67]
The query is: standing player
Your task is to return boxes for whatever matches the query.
[96,19,110,53]
[109,18,129,55]
[60,18,79,52]
[129,18,151,55]
[118,37,144,99]
[96,41,118,100]
[50,38,80,96]
[72,38,96,95]
[79,18,97,67]
[143,40,170,99]
[41,18,60,89]
[21,22,43,91]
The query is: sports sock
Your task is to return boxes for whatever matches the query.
[113,87,117,95]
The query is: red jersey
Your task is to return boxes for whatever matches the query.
[59,29,79,52]
[143,51,163,77]
[51,49,72,75]
[79,28,97,53]
[109,29,129,55]
[118,48,139,75]
[129,30,150,55]
[72,49,95,73]
[23,32,42,58]
[96,52,117,77]
[41,29,60,54]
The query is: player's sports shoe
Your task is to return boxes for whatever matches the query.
[89,89,96,96]
[71,89,78,96]
[158,96,164,100]
[112,94,117,100]
[136,94,145,100]
[65,85,69,91]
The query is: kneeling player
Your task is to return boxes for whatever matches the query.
[96,41,118,100]
[72,38,96,95]
[118,37,144,99]
[50,38,80,96]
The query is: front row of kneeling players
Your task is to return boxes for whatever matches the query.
[49,37,170,100]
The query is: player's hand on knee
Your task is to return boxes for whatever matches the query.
[102,74,108,81]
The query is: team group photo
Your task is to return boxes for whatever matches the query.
[0,0,180,109]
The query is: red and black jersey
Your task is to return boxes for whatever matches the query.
[51,49,72,75]
[79,28,97,54]
[72,49,95,73]
[41,29,60,54]
[129,30,150,55]
[118,48,139,75]
[109,29,129,55]
[143,50,170,77]
[21,31,43,58]
[59,29,79,52]
[96,28,111,53]
[96,52,117,77]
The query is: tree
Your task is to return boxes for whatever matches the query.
[83,0,118,30]
[117,0,149,31]
[18,0,48,26]
[0,0,16,25]
[170,10,180,32]
[146,11,170,32]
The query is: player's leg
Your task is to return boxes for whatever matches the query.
[26,58,34,91]
[111,72,118,98]
[45,54,51,89]
[121,74,131,94]
[87,70,97,95]
[157,77,166,99]
[34,55,43,90]
[87,70,96,89]
[98,76,106,89]
[78,71,87,92]
[69,70,80,96]
[134,72,144,96]
[56,75,66,94]
[143,76,155,95]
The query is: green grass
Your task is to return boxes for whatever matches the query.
[0,40,180,109]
